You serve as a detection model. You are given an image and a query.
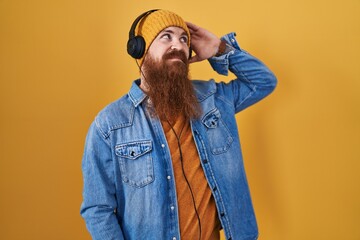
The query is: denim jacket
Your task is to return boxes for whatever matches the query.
[81,32,277,240]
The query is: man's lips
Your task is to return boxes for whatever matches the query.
[167,57,183,62]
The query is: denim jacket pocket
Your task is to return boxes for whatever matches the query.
[202,109,233,155]
[115,140,154,188]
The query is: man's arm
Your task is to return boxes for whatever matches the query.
[187,22,277,112]
[80,121,124,240]
[210,32,277,112]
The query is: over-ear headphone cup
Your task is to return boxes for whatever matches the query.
[127,36,146,59]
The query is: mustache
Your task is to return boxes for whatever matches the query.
[162,50,188,63]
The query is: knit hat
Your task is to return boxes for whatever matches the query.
[135,10,190,66]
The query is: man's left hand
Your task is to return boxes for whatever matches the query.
[186,22,221,63]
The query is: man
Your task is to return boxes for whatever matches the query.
[81,9,277,240]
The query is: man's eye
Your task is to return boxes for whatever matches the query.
[161,34,171,39]
[180,36,188,43]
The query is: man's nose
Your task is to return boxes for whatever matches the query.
[170,39,184,51]
[170,40,189,58]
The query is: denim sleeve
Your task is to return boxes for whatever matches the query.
[208,32,277,113]
[80,121,124,240]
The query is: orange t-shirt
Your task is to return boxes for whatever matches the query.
[161,116,221,240]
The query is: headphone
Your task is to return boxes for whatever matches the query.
[127,9,192,60]
[127,9,159,59]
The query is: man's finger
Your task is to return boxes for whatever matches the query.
[186,21,199,30]
[189,54,202,64]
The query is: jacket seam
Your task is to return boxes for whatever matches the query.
[215,94,235,110]
[95,117,108,139]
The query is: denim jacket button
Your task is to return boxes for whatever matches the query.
[161,144,165,148]
[167,176,171,180]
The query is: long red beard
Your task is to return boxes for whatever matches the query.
[142,50,201,122]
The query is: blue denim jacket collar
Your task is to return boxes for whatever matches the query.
[127,79,147,107]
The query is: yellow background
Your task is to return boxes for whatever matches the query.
[0,0,359,239]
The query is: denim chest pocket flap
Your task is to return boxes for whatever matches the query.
[202,109,233,155]
[115,141,152,159]
[115,140,154,188]
[203,109,221,128]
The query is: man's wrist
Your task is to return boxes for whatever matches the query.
[215,39,227,57]
[215,39,234,57]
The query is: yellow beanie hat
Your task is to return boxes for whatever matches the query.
[135,10,190,66]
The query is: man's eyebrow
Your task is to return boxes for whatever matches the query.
[162,29,174,34]
[162,29,188,36]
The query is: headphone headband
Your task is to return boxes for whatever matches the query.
[127,9,159,59]
[128,9,159,39]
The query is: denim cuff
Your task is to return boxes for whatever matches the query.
[208,32,240,76]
